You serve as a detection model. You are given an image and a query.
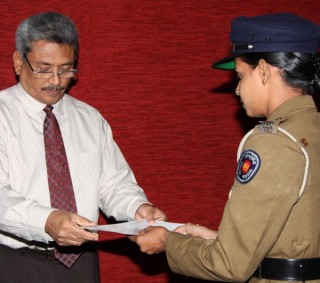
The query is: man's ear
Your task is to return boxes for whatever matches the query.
[258,59,270,86]
[13,50,24,76]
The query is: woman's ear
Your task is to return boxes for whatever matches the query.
[258,59,270,86]
[13,50,24,76]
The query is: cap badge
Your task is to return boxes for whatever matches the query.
[233,43,255,52]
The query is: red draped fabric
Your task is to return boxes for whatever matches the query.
[0,1,319,282]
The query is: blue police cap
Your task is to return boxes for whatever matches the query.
[213,13,320,70]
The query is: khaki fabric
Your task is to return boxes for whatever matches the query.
[166,95,320,283]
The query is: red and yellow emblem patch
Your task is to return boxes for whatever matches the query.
[241,160,251,174]
[236,150,261,184]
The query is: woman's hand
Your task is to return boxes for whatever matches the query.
[175,223,218,239]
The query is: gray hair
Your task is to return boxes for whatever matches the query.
[16,12,79,60]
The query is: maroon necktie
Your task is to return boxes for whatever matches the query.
[43,105,80,268]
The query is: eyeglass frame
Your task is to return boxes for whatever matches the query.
[22,54,77,79]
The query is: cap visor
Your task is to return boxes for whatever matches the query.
[212,53,245,70]
[212,60,235,70]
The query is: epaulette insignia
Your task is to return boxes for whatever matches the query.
[236,150,261,184]
[258,121,275,134]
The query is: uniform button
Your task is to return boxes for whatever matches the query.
[301,138,308,146]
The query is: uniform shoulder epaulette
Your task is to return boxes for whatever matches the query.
[255,121,277,134]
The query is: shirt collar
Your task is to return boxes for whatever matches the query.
[268,95,317,122]
[17,83,66,118]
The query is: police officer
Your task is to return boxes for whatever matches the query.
[131,12,320,282]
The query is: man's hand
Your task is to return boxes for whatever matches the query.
[134,203,167,223]
[130,226,169,254]
[175,223,218,239]
[45,210,98,246]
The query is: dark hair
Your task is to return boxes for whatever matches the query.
[16,12,79,61]
[240,52,320,96]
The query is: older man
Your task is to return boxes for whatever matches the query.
[0,11,165,283]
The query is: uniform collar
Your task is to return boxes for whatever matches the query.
[268,95,317,122]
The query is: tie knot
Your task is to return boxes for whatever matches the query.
[44,105,53,114]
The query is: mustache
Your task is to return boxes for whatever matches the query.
[41,85,65,92]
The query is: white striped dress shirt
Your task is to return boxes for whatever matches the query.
[0,83,149,249]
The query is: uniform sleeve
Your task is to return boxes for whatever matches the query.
[98,115,150,221]
[166,132,306,282]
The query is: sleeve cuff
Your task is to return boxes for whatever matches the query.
[28,204,56,243]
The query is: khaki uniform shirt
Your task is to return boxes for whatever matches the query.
[166,95,320,283]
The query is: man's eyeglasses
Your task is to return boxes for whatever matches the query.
[23,54,77,79]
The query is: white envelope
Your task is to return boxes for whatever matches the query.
[83,219,184,235]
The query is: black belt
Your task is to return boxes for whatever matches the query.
[0,244,55,259]
[253,258,320,281]
[0,242,96,259]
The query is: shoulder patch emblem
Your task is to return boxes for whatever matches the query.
[236,150,261,184]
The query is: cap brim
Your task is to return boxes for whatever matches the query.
[212,60,235,70]
[212,53,244,70]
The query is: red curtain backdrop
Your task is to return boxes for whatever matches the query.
[1,1,319,282]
